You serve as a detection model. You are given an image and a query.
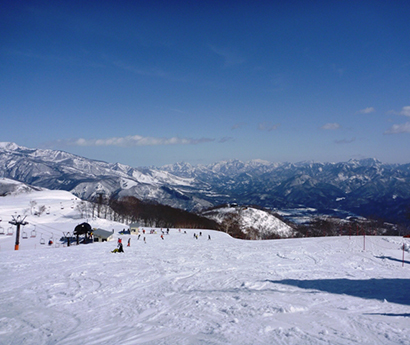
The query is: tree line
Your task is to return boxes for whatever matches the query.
[109,196,219,230]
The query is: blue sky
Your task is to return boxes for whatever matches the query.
[1,1,409,167]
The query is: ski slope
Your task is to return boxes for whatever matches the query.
[0,190,410,344]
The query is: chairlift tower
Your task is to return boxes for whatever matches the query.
[9,215,28,250]
[96,190,105,218]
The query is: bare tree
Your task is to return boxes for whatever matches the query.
[76,201,87,218]
[29,200,37,215]
[37,205,46,216]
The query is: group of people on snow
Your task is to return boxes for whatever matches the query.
[112,228,211,253]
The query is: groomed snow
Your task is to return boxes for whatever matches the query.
[0,190,410,344]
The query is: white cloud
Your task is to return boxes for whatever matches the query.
[61,135,215,147]
[399,106,410,117]
[258,122,280,132]
[320,123,340,130]
[384,122,410,134]
[231,122,246,130]
[218,137,234,143]
[387,106,410,117]
[359,107,375,114]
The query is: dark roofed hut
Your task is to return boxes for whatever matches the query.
[74,222,92,245]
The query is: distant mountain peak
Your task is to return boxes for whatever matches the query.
[0,142,24,151]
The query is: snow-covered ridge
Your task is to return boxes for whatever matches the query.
[0,177,44,195]
[0,142,209,210]
[202,206,294,239]
[240,207,293,237]
[0,142,23,151]
[1,142,410,225]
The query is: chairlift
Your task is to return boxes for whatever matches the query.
[31,226,37,238]
[40,233,45,245]
[6,227,13,236]
[0,227,4,235]
[22,230,28,239]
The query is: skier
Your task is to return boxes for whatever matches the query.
[208,234,211,240]
[161,234,164,240]
[127,238,131,247]
[118,241,124,253]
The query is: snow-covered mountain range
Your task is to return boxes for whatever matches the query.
[161,158,410,225]
[1,142,410,225]
[0,142,213,211]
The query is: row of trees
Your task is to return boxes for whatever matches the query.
[296,217,406,238]
[109,196,219,230]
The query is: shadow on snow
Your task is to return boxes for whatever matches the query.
[363,313,410,317]
[265,278,410,306]
[375,255,410,265]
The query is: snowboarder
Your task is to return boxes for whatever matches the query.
[208,234,211,240]
[118,242,124,253]
[161,234,164,240]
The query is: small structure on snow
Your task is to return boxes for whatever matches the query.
[129,222,141,235]
[93,228,114,242]
[74,222,92,244]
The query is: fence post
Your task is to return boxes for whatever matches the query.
[403,243,405,267]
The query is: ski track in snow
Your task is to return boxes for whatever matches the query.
[0,190,410,344]
[1,232,410,345]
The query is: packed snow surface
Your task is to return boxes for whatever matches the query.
[0,190,410,344]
